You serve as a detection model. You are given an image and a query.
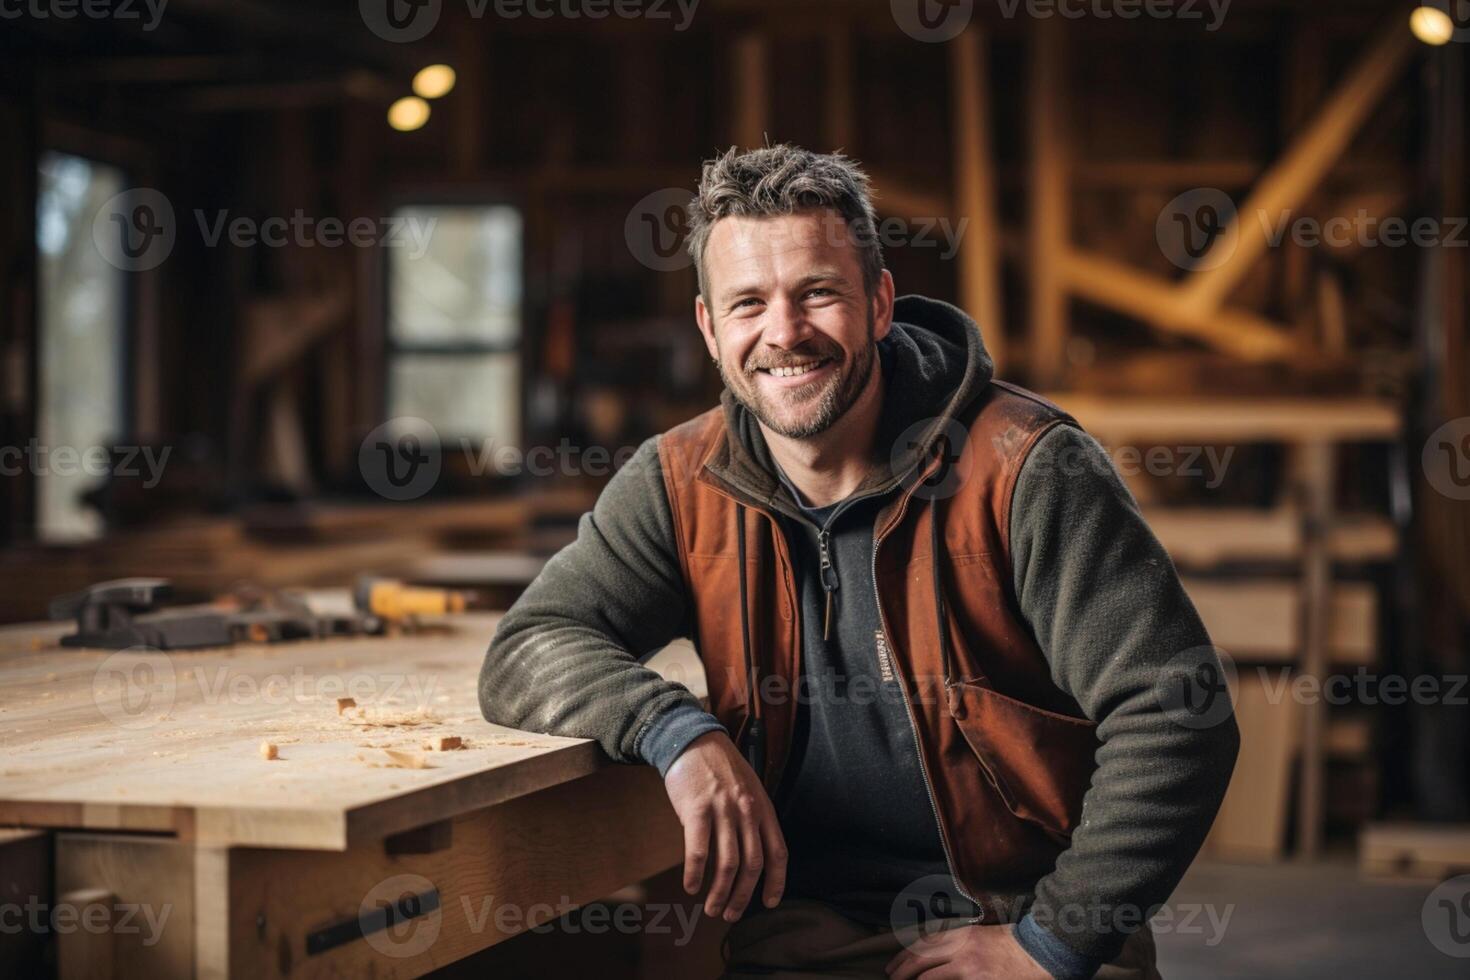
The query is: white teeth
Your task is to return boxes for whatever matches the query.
[766,361,823,378]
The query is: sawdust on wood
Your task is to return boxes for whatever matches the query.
[355,749,434,770]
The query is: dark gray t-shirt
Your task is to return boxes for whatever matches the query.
[771,469,979,925]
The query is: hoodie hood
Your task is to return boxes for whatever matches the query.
[707,294,995,513]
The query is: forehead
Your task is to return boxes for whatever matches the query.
[703,209,861,286]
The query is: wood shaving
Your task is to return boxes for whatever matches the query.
[354,749,434,770]
[344,707,437,728]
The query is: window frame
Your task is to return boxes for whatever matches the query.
[33,133,141,542]
[378,191,528,451]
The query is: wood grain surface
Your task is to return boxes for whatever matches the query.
[0,612,704,852]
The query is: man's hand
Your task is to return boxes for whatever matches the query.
[663,730,787,921]
[886,924,1050,980]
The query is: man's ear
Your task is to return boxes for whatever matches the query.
[871,268,896,342]
[694,294,721,362]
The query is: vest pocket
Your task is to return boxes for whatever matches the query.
[946,680,1099,840]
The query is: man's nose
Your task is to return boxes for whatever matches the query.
[759,298,813,350]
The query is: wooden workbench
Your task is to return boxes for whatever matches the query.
[0,613,700,977]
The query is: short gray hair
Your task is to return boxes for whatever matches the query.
[685,144,885,302]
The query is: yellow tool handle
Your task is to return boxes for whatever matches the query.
[368,582,467,620]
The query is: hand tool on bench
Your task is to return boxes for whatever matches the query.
[49,578,234,649]
[353,575,475,629]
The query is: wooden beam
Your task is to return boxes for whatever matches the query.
[1145,507,1397,567]
[1027,17,1067,386]
[1281,17,1327,340]
[869,171,950,220]
[731,33,770,150]
[1316,268,1348,354]
[1362,822,1470,880]
[949,27,1004,368]
[56,889,115,980]
[1050,392,1401,442]
[1063,249,1297,361]
[1203,668,1298,862]
[1030,159,1406,190]
[824,29,855,152]
[1315,187,1410,256]
[450,25,486,177]
[1178,23,1417,318]
[1294,440,1336,858]
[1182,577,1376,665]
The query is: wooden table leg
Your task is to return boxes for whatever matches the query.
[1296,440,1336,858]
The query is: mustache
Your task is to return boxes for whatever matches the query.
[743,344,844,374]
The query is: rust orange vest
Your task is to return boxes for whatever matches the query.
[658,380,1103,913]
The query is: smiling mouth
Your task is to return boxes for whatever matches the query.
[756,357,832,379]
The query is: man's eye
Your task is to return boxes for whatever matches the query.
[734,297,762,309]
[804,288,834,299]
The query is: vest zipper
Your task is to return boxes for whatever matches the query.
[872,499,985,924]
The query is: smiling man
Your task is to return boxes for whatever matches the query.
[479,145,1239,979]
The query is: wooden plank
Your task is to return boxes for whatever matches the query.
[1203,667,1298,862]
[1316,269,1348,353]
[224,766,681,977]
[824,29,854,151]
[50,765,682,978]
[1145,508,1396,567]
[1050,392,1401,442]
[57,837,193,977]
[0,613,703,850]
[1295,441,1335,858]
[55,888,115,980]
[731,32,769,149]
[0,828,50,975]
[1280,16,1326,340]
[1052,158,1404,189]
[950,26,1005,370]
[406,552,549,588]
[1177,24,1417,318]
[1326,714,1372,758]
[1027,17,1066,386]
[1182,578,1376,665]
[1062,248,1296,361]
[1361,822,1470,881]
[868,171,951,221]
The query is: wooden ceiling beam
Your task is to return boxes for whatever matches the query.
[1177,20,1418,319]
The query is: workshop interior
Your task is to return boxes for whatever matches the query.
[2,0,1469,977]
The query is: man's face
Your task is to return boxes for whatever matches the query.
[694,209,894,440]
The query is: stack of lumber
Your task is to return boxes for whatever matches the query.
[1055,394,1400,862]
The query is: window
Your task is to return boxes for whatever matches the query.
[35,152,127,542]
[386,205,522,448]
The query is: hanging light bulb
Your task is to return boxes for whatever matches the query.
[1410,5,1455,45]
[388,96,431,132]
[413,64,457,99]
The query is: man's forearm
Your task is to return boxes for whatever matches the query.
[478,436,723,768]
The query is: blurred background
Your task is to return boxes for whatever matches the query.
[1,0,1469,976]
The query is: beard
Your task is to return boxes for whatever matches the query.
[717,310,878,440]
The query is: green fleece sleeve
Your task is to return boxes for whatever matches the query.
[1009,424,1240,971]
[478,436,724,770]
